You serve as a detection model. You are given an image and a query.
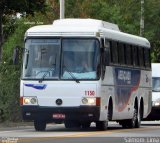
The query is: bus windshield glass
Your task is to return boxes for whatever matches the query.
[152,77,160,92]
[22,38,100,80]
[61,39,100,80]
[23,39,61,79]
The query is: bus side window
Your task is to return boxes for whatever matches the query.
[104,40,110,66]
[144,48,151,69]
[118,43,125,65]
[139,47,145,68]
[125,44,132,66]
[110,41,113,63]
[110,41,118,64]
[133,46,139,67]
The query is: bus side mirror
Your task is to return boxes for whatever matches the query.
[13,46,21,65]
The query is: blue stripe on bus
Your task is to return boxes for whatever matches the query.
[114,68,141,112]
[24,84,47,90]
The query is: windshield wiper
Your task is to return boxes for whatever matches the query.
[63,64,80,83]
[39,55,57,82]
[39,66,55,83]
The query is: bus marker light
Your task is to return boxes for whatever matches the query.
[96,97,101,106]
[20,97,23,105]
[155,102,160,106]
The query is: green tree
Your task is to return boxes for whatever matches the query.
[65,0,160,61]
[145,0,160,62]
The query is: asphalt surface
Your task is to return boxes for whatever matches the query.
[0,121,160,143]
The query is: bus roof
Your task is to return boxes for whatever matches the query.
[152,63,160,77]
[25,18,150,48]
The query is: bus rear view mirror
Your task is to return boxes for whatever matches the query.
[13,46,21,65]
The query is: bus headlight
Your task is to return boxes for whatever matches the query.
[153,101,160,107]
[82,98,88,104]
[24,98,30,104]
[153,98,160,107]
[20,97,38,105]
[82,97,100,106]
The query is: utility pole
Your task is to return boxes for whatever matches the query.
[140,0,144,36]
[60,0,65,19]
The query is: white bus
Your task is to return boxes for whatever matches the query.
[20,19,152,131]
[147,63,160,120]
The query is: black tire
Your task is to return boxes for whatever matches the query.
[135,107,141,128]
[119,120,126,128]
[81,122,91,129]
[128,108,137,128]
[121,108,138,128]
[108,103,113,121]
[34,120,46,131]
[96,121,108,130]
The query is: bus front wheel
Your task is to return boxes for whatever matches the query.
[96,121,108,130]
[34,120,46,131]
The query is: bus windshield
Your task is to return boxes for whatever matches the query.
[22,38,100,80]
[61,39,100,80]
[152,77,160,92]
[23,39,61,79]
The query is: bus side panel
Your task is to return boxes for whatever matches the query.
[101,66,152,121]
[102,66,152,120]
[100,66,117,121]
[113,67,141,120]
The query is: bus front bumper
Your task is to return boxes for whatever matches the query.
[21,106,100,122]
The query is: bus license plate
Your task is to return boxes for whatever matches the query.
[53,114,65,119]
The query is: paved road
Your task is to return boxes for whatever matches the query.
[0,121,160,143]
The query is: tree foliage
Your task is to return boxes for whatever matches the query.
[65,0,160,62]
[0,0,46,61]
[0,12,54,122]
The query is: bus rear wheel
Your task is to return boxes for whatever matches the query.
[128,107,138,128]
[121,108,138,128]
[34,120,46,131]
[135,107,141,128]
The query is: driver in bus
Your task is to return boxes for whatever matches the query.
[76,60,91,73]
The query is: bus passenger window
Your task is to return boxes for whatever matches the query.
[133,46,139,67]
[125,45,132,66]
[144,49,151,69]
[111,41,118,64]
[118,43,125,65]
[139,47,145,67]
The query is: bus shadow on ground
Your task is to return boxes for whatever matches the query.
[45,125,123,132]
